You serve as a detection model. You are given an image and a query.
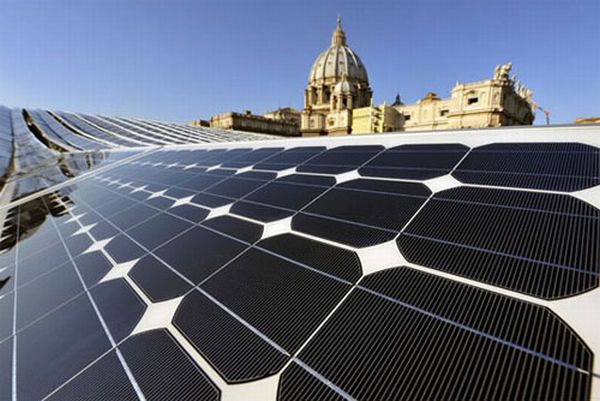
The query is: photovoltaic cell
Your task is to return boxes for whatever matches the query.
[359,143,469,179]
[294,178,430,247]
[128,254,192,302]
[202,248,351,353]
[46,351,138,401]
[16,261,83,330]
[280,267,592,401]
[297,145,384,174]
[205,174,272,199]
[0,292,14,341]
[278,363,346,401]
[257,233,362,282]
[154,226,247,284]
[397,186,600,299]
[16,294,112,400]
[453,142,600,191]
[229,173,340,223]
[230,201,294,222]
[74,251,114,287]
[105,234,147,263]
[254,146,326,171]
[119,329,220,401]
[360,267,591,369]
[202,215,263,243]
[17,244,69,285]
[89,279,146,342]
[173,290,288,383]
[126,211,193,250]
[220,147,284,168]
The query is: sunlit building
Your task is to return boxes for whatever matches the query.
[301,18,536,135]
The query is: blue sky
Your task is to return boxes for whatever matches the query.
[1,0,598,124]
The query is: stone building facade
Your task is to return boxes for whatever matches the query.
[301,19,536,135]
[209,111,299,137]
[263,107,301,126]
[392,63,535,131]
[352,103,404,134]
[201,17,537,137]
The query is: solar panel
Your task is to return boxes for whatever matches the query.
[0,109,599,401]
[453,142,600,191]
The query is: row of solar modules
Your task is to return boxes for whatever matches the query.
[0,106,58,192]
[112,142,600,300]
[0,130,598,401]
[0,104,277,205]
[0,106,148,205]
[24,108,274,151]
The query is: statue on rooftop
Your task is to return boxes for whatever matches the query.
[498,62,512,81]
[494,65,501,80]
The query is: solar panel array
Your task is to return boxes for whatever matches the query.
[25,108,274,152]
[0,106,599,401]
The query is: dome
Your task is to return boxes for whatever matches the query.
[334,76,356,93]
[308,17,369,84]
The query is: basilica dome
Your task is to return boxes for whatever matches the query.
[308,17,369,85]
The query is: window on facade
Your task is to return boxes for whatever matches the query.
[468,97,479,105]
[440,109,449,117]
[404,114,411,121]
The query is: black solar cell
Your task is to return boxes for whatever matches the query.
[281,267,593,401]
[453,142,600,191]
[16,295,112,400]
[254,146,326,170]
[398,186,600,299]
[154,226,247,284]
[202,215,263,243]
[359,143,469,179]
[126,212,193,250]
[64,233,94,257]
[89,279,146,342]
[220,147,284,168]
[173,290,288,383]
[278,363,347,401]
[129,255,192,302]
[206,175,272,198]
[105,234,147,263]
[231,201,294,222]
[74,251,113,287]
[119,329,220,401]
[16,261,83,330]
[202,248,351,353]
[232,175,333,222]
[294,179,430,247]
[258,233,362,282]
[297,145,384,174]
[45,351,138,401]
